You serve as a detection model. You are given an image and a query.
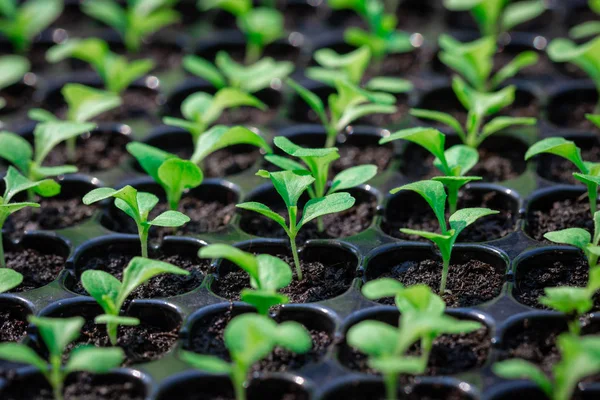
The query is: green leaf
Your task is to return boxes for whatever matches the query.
[191,125,271,164]
[369,355,426,376]
[255,254,292,290]
[329,165,377,194]
[202,88,267,126]
[394,284,445,315]
[158,158,203,201]
[182,55,226,89]
[493,360,552,397]
[298,192,355,228]
[0,268,22,293]
[481,116,536,143]
[224,314,279,365]
[272,321,312,353]
[287,79,327,126]
[81,0,127,35]
[65,346,124,374]
[238,7,284,49]
[34,121,96,166]
[31,165,78,179]
[347,320,398,357]
[312,46,371,85]
[587,114,600,129]
[491,51,539,89]
[449,207,499,237]
[62,84,122,122]
[362,278,404,300]
[82,186,137,207]
[539,287,594,315]
[502,0,546,32]
[0,343,46,371]
[438,34,495,90]
[0,131,32,173]
[409,109,466,140]
[200,0,251,15]
[81,270,121,315]
[126,142,175,183]
[236,201,288,232]
[391,180,447,231]
[1,0,62,52]
[28,108,58,122]
[453,77,515,118]
[380,128,448,172]
[547,37,600,87]
[3,167,60,202]
[525,138,587,173]
[570,21,600,40]
[94,314,140,326]
[199,244,259,280]
[148,210,190,227]
[0,55,29,91]
[265,154,306,172]
[241,290,289,315]
[437,145,479,176]
[46,38,109,69]
[264,169,315,208]
[29,316,84,358]
[180,350,232,373]
[544,228,591,251]
[103,55,154,94]
[364,77,413,94]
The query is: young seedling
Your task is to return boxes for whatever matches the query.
[198,244,292,315]
[287,78,396,148]
[0,55,30,111]
[493,333,600,400]
[411,76,537,148]
[183,51,294,94]
[0,316,124,400]
[237,169,356,280]
[181,313,312,400]
[46,38,155,94]
[163,89,266,145]
[588,114,600,129]
[266,136,376,231]
[200,0,285,63]
[390,180,498,294]
[348,282,482,400]
[81,0,180,53]
[379,128,481,214]
[0,167,60,268]
[543,211,600,269]
[0,0,63,52]
[547,36,600,113]
[569,0,600,40]
[525,137,600,217]
[82,256,189,346]
[82,185,190,258]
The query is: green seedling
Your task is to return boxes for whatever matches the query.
[493,333,600,400]
[237,169,356,280]
[46,38,155,94]
[411,76,536,148]
[82,256,189,346]
[390,180,498,294]
[0,55,30,111]
[0,268,22,292]
[588,114,600,129]
[0,316,123,400]
[547,36,600,112]
[287,78,396,148]
[82,185,190,258]
[183,51,294,94]
[543,211,600,269]
[443,0,546,37]
[200,0,285,63]
[569,0,600,40]
[81,0,180,53]
[0,167,60,268]
[266,136,376,231]
[198,244,292,314]
[380,128,481,214]
[0,0,62,52]
[163,88,266,145]
[349,282,482,400]
[181,313,311,400]
[438,34,538,92]
[525,137,600,216]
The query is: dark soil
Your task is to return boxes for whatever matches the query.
[333,144,394,174]
[356,97,409,127]
[138,43,183,72]
[0,84,36,114]
[70,251,209,298]
[217,106,280,127]
[527,196,593,241]
[0,309,28,342]
[7,197,96,233]
[499,92,540,119]
[212,255,355,303]
[549,100,598,130]
[368,52,420,78]
[539,142,600,184]
[5,248,65,292]
[203,147,261,177]
[374,259,503,307]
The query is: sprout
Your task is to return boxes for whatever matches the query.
[411,76,537,148]
[81,0,180,53]
[0,55,30,110]
[81,256,189,345]
[569,0,600,40]
[237,169,356,280]
[493,333,600,400]
[0,0,63,52]
[543,211,600,269]
[183,51,294,94]
[287,78,396,148]
[349,282,482,400]
[198,244,292,315]
[181,313,311,400]
[0,316,123,400]
[380,128,481,214]
[0,167,60,267]
[390,180,498,294]
[82,185,190,258]
[525,137,600,217]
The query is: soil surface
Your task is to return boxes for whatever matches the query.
[0,84,35,114]
[357,96,409,127]
[333,144,394,174]
[0,308,28,342]
[539,142,600,184]
[527,196,593,241]
[217,106,279,127]
[368,52,420,78]
[203,147,261,177]
[549,99,598,131]
[7,197,96,233]
[5,248,65,292]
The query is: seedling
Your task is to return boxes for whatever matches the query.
[493,333,600,400]
[287,78,396,148]
[0,55,30,110]
[82,185,190,258]
[163,89,266,145]
[390,180,498,294]
[0,167,60,268]
[82,0,180,53]
[349,282,482,400]
[183,51,294,94]
[82,256,189,345]
[380,128,481,214]
[198,244,292,314]
[266,136,376,231]
[0,0,62,52]
[181,313,312,400]
[0,316,124,400]
[200,0,285,63]
[525,137,600,217]
[569,0,600,40]
[237,169,356,280]
[0,268,22,292]
[547,36,600,113]
[46,38,155,94]
[588,114,600,129]
[411,76,537,148]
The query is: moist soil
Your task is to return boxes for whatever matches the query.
[5,248,65,292]
[527,196,593,241]
[539,143,600,184]
[374,259,503,308]
[7,197,96,233]
[212,255,354,303]
[366,52,420,78]
[383,190,516,242]
[0,84,35,114]
[217,106,280,127]
[0,309,28,342]
[70,251,209,298]
[188,307,333,373]
[549,100,598,130]
[203,147,260,177]
[333,144,394,174]
[356,97,409,127]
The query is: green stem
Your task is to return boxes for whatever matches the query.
[245,42,262,65]
[448,186,459,215]
[568,317,581,336]
[440,257,450,295]
[0,228,5,269]
[290,237,302,281]
[384,373,397,400]
[231,364,247,400]
[107,321,119,346]
[66,137,76,163]
[139,224,149,258]
[317,216,325,232]
[588,183,598,217]
[325,131,337,148]
[50,355,64,400]
[288,206,303,280]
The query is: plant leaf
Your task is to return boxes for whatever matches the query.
[81,0,127,35]
[29,316,84,358]
[298,192,355,228]
[183,55,226,89]
[0,343,47,371]
[3,166,60,202]
[203,88,267,126]
[148,210,190,227]
[491,51,539,89]
[191,125,271,164]
[199,244,259,280]
[449,207,499,237]
[0,131,32,173]
[81,270,121,315]
[391,180,447,230]
[312,46,371,85]
[180,350,232,373]
[34,121,96,166]
[380,128,447,172]
[255,254,292,290]
[365,77,413,93]
[158,158,203,198]
[65,346,124,374]
[525,138,587,173]
[126,142,175,183]
[224,313,279,365]
[544,228,591,251]
[362,278,404,300]
[493,359,552,397]
[236,201,288,232]
[272,321,312,353]
[481,116,536,143]
[329,165,377,194]
[502,0,546,32]
[409,108,466,139]
[287,78,327,125]
[539,287,594,315]
[263,169,315,208]
[94,314,140,326]
[62,83,121,122]
[0,268,22,293]
[240,290,289,315]
[347,320,398,357]
[0,55,29,91]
